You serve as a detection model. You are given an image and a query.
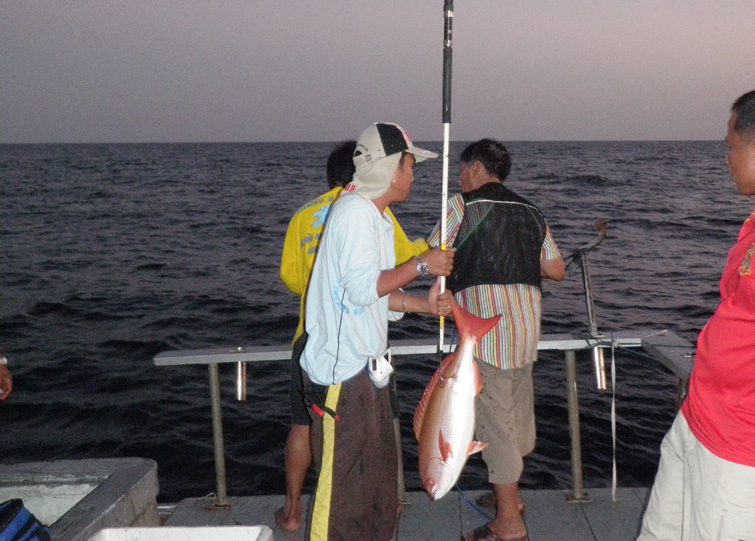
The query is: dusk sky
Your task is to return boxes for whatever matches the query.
[2,1,753,144]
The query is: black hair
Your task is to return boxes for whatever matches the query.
[460,138,512,181]
[732,90,755,137]
[326,140,357,189]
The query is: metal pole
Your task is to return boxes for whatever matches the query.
[565,350,589,502]
[208,363,230,507]
[580,251,608,390]
[568,219,609,391]
[581,252,598,337]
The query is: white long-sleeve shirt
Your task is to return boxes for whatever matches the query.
[301,193,402,386]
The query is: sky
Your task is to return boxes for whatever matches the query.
[2,1,753,144]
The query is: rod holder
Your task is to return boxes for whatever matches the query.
[592,346,610,391]
[236,361,247,401]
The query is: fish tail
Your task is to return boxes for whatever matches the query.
[450,297,502,342]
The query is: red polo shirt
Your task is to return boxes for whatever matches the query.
[682,211,755,467]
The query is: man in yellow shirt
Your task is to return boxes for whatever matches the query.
[277,140,428,532]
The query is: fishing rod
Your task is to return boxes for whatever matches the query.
[565,218,609,390]
[564,217,607,268]
[439,0,453,351]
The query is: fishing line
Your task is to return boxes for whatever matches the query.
[331,288,347,385]
[455,485,493,521]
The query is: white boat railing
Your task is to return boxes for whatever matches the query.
[153,329,695,507]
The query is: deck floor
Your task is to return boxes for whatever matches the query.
[164,487,649,540]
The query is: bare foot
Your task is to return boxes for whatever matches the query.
[475,492,525,514]
[274,505,301,532]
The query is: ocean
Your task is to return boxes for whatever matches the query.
[0,140,747,503]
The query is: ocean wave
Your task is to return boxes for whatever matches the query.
[0,141,733,501]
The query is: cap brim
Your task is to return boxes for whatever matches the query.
[407,146,438,163]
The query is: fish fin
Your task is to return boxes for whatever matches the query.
[440,355,460,380]
[450,297,502,344]
[467,440,488,456]
[439,431,453,462]
[413,353,456,440]
[473,360,483,394]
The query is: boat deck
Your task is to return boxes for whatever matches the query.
[163,487,649,540]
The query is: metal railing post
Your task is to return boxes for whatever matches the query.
[208,362,230,507]
[565,349,589,502]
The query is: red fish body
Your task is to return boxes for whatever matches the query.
[413,298,501,500]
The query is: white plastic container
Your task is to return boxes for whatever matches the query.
[88,526,273,541]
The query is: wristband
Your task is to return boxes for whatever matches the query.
[0,356,7,366]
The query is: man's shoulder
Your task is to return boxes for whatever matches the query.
[293,187,343,216]
[331,192,371,213]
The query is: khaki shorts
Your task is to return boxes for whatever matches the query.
[474,360,536,485]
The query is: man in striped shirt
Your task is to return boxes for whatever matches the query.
[428,139,565,541]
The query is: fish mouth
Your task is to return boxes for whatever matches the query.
[425,477,454,500]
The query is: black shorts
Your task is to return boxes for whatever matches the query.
[305,369,398,540]
[289,333,311,425]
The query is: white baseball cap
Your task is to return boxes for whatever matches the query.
[353,122,438,169]
[345,122,437,200]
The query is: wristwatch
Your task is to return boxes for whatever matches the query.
[415,256,430,277]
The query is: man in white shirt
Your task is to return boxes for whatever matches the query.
[301,122,455,541]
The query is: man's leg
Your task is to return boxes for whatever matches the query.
[636,413,687,540]
[685,416,755,540]
[466,362,534,540]
[490,483,527,539]
[278,423,311,531]
[638,412,755,540]
[276,334,311,532]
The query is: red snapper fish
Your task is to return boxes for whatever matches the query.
[413,298,501,500]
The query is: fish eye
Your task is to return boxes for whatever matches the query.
[427,479,435,486]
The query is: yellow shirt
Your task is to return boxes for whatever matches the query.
[280,186,428,342]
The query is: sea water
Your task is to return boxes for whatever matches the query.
[0,140,746,502]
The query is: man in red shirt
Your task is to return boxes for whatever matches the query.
[638,90,755,539]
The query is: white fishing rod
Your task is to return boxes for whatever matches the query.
[439,0,453,351]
